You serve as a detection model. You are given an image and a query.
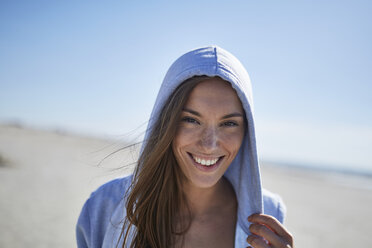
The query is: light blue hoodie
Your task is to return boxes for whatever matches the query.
[76,46,286,247]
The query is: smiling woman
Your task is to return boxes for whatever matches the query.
[173,78,245,189]
[76,46,293,248]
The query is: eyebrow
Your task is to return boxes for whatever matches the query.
[182,108,244,119]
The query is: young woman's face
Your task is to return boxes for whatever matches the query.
[172,78,245,189]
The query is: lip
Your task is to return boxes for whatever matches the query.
[187,152,224,172]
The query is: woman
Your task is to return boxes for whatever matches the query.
[76,46,293,248]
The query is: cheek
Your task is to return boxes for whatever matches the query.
[221,129,244,152]
[173,127,200,147]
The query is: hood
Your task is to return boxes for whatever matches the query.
[141,45,263,235]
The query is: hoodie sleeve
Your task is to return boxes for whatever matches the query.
[262,188,287,224]
[76,198,91,248]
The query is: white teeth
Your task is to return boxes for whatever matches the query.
[192,155,219,167]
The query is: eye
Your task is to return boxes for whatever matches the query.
[181,116,200,124]
[221,121,239,127]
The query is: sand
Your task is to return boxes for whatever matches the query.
[0,124,371,247]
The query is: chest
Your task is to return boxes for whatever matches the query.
[177,212,237,248]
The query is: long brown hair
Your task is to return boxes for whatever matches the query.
[121,76,213,248]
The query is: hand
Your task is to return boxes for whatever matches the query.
[246,213,293,248]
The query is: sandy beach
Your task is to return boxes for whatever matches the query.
[0,124,371,247]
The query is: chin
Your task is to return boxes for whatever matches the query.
[189,176,222,189]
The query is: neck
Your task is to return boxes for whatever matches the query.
[182,177,236,217]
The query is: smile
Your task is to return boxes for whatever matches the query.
[191,154,222,167]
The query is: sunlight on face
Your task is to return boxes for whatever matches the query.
[172,77,245,189]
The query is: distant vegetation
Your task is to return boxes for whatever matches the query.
[0,153,8,167]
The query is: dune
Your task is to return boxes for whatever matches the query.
[0,124,371,247]
[261,163,372,247]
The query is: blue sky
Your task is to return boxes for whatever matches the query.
[1,0,371,172]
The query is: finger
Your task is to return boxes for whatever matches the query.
[247,234,270,248]
[249,223,289,248]
[248,214,293,243]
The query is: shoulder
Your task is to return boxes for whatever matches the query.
[262,188,286,224]
[89,175,133,206]
[76,175,133,248]
[82,174,133,219]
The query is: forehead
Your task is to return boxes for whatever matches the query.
[185,78,243,112]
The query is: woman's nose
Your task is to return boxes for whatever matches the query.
[199,127,219,151]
